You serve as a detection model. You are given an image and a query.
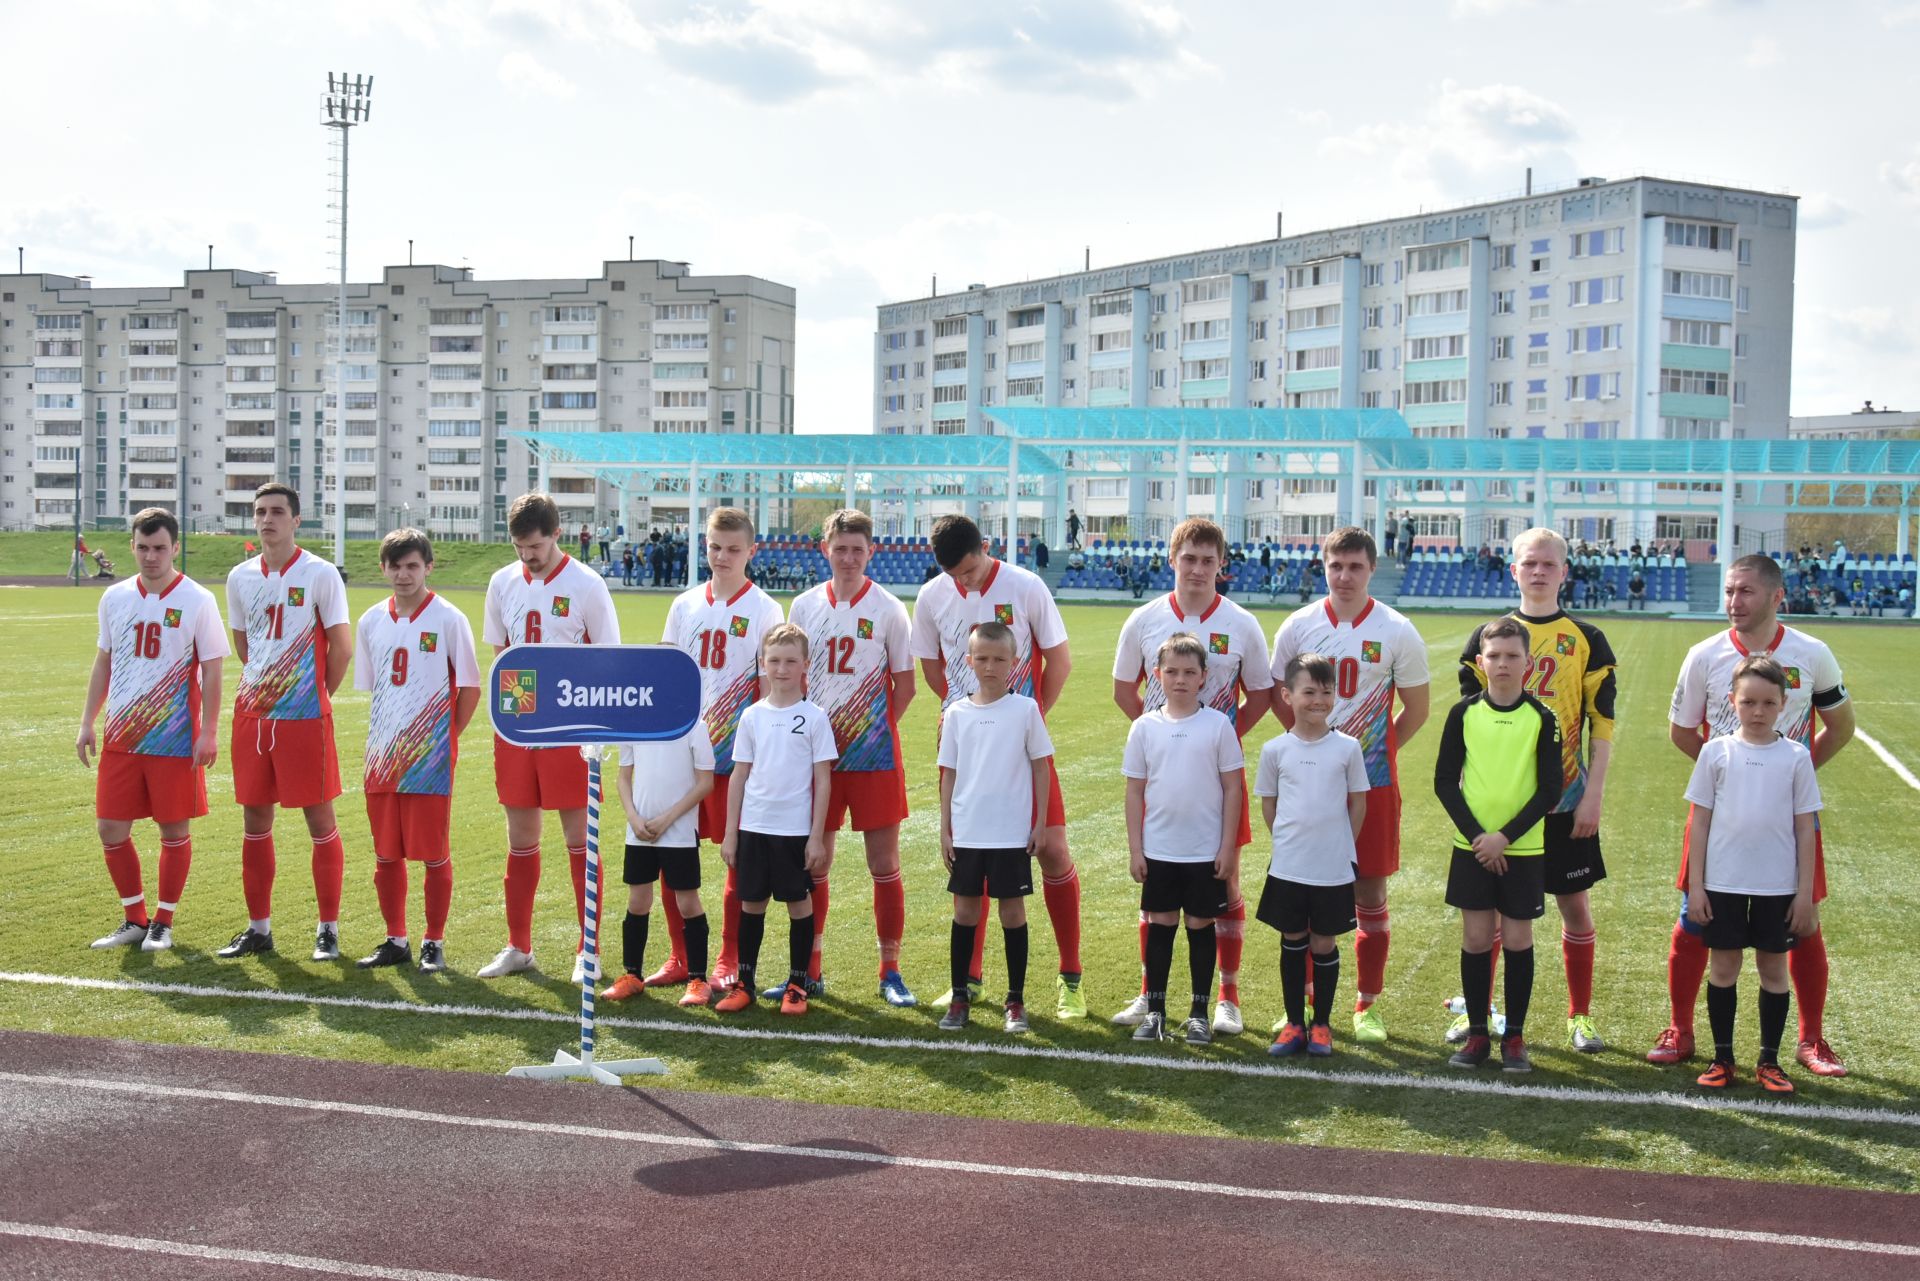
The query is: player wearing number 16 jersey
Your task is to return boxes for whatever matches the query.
[479,492,622,982]
[1269,526,1430,1044]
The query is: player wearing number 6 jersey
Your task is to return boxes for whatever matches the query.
[1269,526,1430,1044]
[77,508,228,953]
[653,506,785,993]
[479,492,621,982]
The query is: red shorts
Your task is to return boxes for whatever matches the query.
[1036,759,1067,830]
[698,774,732,843]
[366,791,452,863]
[1354,783,1402,879]
[826,767,910,833]
[1678,809,1828,903]
[96,750,207,825]
[1235,767,1253,850]
[493,736,587,812]
[232,713,341,810]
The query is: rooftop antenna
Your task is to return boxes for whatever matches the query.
[207,245,213,269]
[628,235,634,261]
[1084,246,1090,271]
[408,238,414,266]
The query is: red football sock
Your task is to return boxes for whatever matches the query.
[101,839,148,926]
[1562,928,1596,1018]
[1354,903,1391,1009]
[155,836,191,926]
[504,844,540,954]
[1667,918,1708,1034]
[1789,927,1829,1044]
[423,858,452,941]
[1488,925,1503,1006]
[808,874,830,983]
[970,903,989,984]
[241,831,276,921]
[1042,864,1082,974]
[716,867,742,974]
[660,888,689,967]
[311,828,345,923]
[872,870,905,977]
[566,844,594,953]
[373,858,409,939]
[1217,898,1246,1004]
[1138,913,1151,995]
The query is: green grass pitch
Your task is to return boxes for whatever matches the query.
[3,579,1918,1191]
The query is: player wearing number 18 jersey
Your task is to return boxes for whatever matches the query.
[1269,527,1430,1044]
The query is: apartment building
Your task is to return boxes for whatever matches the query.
[873,176,1796,551]
[0,259,794,539]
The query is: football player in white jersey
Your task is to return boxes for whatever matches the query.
[478,492,622,981]
[1269,526,1430,1043]
[786,508,918,1006]
[1110,518,1271,1035]
[910,514,1086,1020]
[76,507,228,952]
[1654,553,1856,1077]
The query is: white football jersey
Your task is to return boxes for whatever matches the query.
[1668,623,1847,748]
[910,560,1067,712]
[662,580,785,775]
[1269,597,1429,789]
[787,577,912,773]
[225,547,349,721]
[1113,592,1273,718]
[98,573,229,757]
[354,592,481,796]
[482,552,620,651]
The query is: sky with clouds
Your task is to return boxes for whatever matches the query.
[6,0,1917,429]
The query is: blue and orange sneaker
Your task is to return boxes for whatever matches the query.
[1307,1023,1334,1057]
[1269,1022,1309,1057]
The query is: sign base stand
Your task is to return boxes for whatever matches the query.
[507,1046,666,1084]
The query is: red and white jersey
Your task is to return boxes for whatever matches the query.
[910,560,1067,713]
[787,577,912,773]
[226,547,348,721]
[98,572,229,757]
[1269,597,1429,789]
[482,552,620,652]
[1113,592,1273,721]
[354,592,481,796]
[1669,622,1847,748]
[662,579,785,776]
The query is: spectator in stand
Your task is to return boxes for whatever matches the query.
[1067,546,1087,571]
[1399,516,1417,568]
[1899,584,1913,617]
[1129,557,1150,600]
[1066,509,1082,549]
[1627,568,1647,609]
[1383,515,1399,561]
[1034,537,1050,570]
[621,546,637,587]
[1260,543,1274,572]
[596,523,611,564]
[579,523,593,563]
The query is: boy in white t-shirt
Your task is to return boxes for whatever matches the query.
[715,624,839,1016]
[936,622,1055,1035]
[602,721,716,1008]
[1684,654,1821,1095]
[1120,634,1245,1046]
[1254,654,1370,1057]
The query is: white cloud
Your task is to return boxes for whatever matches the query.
[1450,0,1534,14]
[1322,80,1579,202]
[1881,149,1920,198]
[497,50,576,98]
[1797,193,1854,229]
[1744,35,1783,68]
[1289,108,1332,128]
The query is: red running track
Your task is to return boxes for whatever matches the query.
[1,1029,1916,1281]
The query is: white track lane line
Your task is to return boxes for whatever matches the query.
[1855,728,1920,792]
[3,1073,1918,1261]
[0,1220,511,1281]
[4,969,1918,1129]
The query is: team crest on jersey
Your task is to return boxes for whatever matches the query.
[857,618,874,640]
[286,587,306,607]
[498,669,537,715]
[419,632,438,653]
[1555,633,1576,656]
[1209,632,1230,654]
[163,608,182,628]
[1360,640,1382,663]
[729,615,750,637]
[1784,666,1802,690]
[551,597,571,618]
[994,604,1014,626]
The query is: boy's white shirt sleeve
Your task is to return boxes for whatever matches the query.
[1024,701,1055,759]
[1390,614,1430,687]
[449,610,481,687]
[618,742,636,768]
[193,588,231,659]
[225,569,247,636]
[316,564,349,629]
[1669,647,1706,728]
[1253,740,1281,797]
[1120,717,1149,779]
[584,577,621,644]
[1792,748,1823,814]
[732,705,758,765]
[481,574,507,647]
[351,608,376,692]
[1809,642,1846,701]
[936,705,959,769]
[1682,741,1720,808]
[810,707,840,764]
[1111,610,1144,682]
[690,723,716,771]
[659,595,683,645]
[1214,715,1245,772]
[1235,612,1275,690]
[96,590,113,653]
[1344,737,1371,792]
[909,593,941,662]
[1028,579,1069,649]
[1268,615,1296,685]
[884,602,914,673]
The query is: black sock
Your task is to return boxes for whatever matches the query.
[1144,922,1177,1016]
[683,913,710,981]
[1187,923,1217,1020]
[623,911,649,977]
[1502,945,1534,1040]
[1004,923,1029,1007]
[1312,948,1341,1028]
[1461,949,1494,1035]
[1707,980,1737,1063]
[737,911,766,992]
[1757,986,1791,1066]
[1280,939,1309,1028]
[787,912,813,987]
[950,919,974,1001]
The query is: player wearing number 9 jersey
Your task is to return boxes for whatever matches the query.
[478,492,621,982]
[1268,526,1430,1044]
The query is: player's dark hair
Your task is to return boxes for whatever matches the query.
[1730,553,1785,593]
[1155,632,1208,671]
[1481,616,1530,647]
[968,619,1016,654]
[1731,653,1790,697]
[931,514,985,569]
[1322,525,1377,567]
[762,621,809,658]
[1169,518,1227,561]
[1283,652,1337,689]
[507,492,560,538]
[129,507,179,543]
[821,508,873,543]
[707,506,756,539]
[380,526,434,566]
[253,481,300,518]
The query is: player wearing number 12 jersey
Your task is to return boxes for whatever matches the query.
[652,506,785,992]
[479,492,622,982]
[1269,526,1430,1044]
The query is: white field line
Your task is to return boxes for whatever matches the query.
[4,969,1918,1130]
[0,1220,511,1281]
[1855,728,1920,792]
[3,1074,1918,1261]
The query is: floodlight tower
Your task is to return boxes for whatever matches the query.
[321,72,373,564]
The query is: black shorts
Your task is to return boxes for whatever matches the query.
[1542,810,1607,895]
[1141,858,1231,919]
[735,831,812,904]
[1444,847,1547,921]
[624,843,701,892]
[947,847,1033,900]
[1255,875,1357,937]
[1702,890,1798,953]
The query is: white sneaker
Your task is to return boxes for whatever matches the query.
[1110,993,1151,1026]
[569,952,598,984]
[90,919,148,949]
[1211,999,1244,1036]
[477,946,536,979]
[140,922,173,952]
